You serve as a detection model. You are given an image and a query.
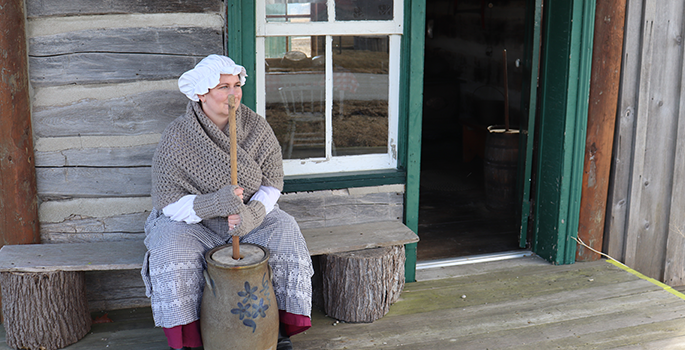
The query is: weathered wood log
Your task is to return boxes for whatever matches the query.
[35,144,159,167]
[26,0,221,18]
[32,89,185,138]
[36,167,152,200]
[29,53,201,87]
[263,190,405,229]
[85,270,150,311]
[30,27,221,57]
[0,271,91,350]
[40,211,149,236]
[321,245,405,323]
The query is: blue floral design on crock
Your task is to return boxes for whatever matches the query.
[259,272,272,305]
[232,302,253,320]
[238,281,258,304]
[231,276,271,333]
[252,298,269,318]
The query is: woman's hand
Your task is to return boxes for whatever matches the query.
[228,214,241,231]
[234,186,244,201]
[228,187,243,231]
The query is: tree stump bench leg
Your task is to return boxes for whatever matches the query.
[320,245,405,323]
[0,271,92,350]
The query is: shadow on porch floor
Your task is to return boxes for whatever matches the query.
[2,256,685,349]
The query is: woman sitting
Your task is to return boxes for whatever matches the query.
[141,54,313,350]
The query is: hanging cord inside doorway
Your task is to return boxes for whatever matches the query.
[572,236,685,301]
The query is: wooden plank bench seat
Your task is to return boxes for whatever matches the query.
[0,220,418,350]
[0,221,417,271]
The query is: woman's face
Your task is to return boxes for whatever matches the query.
[199,74,242,129]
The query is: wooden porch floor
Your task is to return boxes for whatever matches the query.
[3,256,685,349]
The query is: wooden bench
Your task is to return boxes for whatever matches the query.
[0,220,418,350]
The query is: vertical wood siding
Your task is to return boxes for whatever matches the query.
[607,0,685,284]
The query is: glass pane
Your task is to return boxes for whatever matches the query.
[335,0,393,21]
[332,35,389,156]
[266,35,323,58]
[266,1,327,23]
[265,36,326,160]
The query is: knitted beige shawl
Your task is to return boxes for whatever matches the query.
[151,101,283,235]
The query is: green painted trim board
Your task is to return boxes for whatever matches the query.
[534,0,595,264]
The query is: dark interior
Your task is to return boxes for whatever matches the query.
[417,0,529,261]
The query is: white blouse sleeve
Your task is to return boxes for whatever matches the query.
[249,186,281,214]
[162,194,202,224]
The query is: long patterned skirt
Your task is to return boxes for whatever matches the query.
[141,205,313,328]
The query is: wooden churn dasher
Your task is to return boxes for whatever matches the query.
[200,95,279,350]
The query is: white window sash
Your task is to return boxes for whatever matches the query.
[325,35,334,160]
[256,0,402,176]
[283,153,397,175]
[257,1,403,36]
[260,22,403,36]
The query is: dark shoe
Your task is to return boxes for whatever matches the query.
[277,334,293,350]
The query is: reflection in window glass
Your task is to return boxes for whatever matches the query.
[332,36,389,156]
[336,0,393,21]
[265,36,326,160]
[266,35,323,58]
[266,1,327,23]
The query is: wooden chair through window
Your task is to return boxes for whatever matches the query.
[278,84,336,158]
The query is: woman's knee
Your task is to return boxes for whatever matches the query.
[147,223,212,268]
[264,209,300,232]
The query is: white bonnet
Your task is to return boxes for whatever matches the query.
[178,55,247,101]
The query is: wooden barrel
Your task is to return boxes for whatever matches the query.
[201,243,278,350]
[484,126,520,212]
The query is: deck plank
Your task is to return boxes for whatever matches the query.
[294,286,683,349]
[291,260,685,350]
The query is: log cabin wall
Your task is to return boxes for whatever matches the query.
[26,0,226,311]
[279,185,405,230]
[29,0,225,243]
[606,0,685,286]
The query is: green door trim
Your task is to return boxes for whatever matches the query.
[401,0,427,283]
[533,0,596,265]
[518,0,543,248]
[226,0,256,110]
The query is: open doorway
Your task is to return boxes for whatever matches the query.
[418,0,529,261]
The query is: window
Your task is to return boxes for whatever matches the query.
[256,0,403,175]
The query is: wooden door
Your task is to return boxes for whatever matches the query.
[529,0,596,265]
